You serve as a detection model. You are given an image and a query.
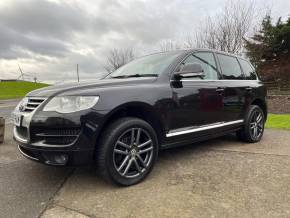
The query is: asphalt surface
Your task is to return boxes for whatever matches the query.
[0,124,73,218]
[0,99,21,123]
[1,123,290,218]
[49,129,290,218]
[1,100,290,217]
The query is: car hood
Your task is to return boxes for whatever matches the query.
[27,77,157,97]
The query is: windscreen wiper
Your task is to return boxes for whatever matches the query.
[111,74,158,79]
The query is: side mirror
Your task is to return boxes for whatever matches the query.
[174,63,205,79]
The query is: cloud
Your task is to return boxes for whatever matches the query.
[0,0,88,59]
[0,0,289,83]
[0,0,88,38]
[0,24,69,59]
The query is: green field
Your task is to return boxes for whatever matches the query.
[0,81,49,100]
[265,114,290,130]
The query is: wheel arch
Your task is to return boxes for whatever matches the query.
[251,98,268,120]
[96,101,166,147]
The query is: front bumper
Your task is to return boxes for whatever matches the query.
[17,144,94,166]
[13,106,108,166]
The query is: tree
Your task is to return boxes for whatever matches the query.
[245,14,290,81]
[104,48,135,72]
[159,40,181,52]
[186,0,255,54]
[244,14,273,67]
[245,14,290,62]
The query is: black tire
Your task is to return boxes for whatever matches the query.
[96,117,158,186]
[237,105,265,143]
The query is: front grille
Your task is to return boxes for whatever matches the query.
[30,127,81,145]
[24,97,46,113]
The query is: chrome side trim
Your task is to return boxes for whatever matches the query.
[18,145,39,161]
[166,120,244,137]
[13,126,28,143]
[170,79,259,82]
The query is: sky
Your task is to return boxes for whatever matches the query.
[0,0,289,84]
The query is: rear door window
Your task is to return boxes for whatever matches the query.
[239,59,257,80]
[217,54,243,80]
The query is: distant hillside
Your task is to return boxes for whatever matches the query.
[0,81,49,100]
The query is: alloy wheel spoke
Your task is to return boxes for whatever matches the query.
[139,146,153,155]
[114,149,128,155]
[253,127,258,138]
[118,155,130,172]
[138,140,152,148]
[117,141,130,149]
[136,154,147,168]
[256,113,262,123]
[122,158,133,175]
[133,158,142,173]
[130,129,135,146]
[250,122,256,129]
[136,128,141,145]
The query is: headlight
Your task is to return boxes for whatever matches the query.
[43,96,99,113]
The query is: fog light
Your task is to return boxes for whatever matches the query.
[54,154,68,164]
[43,153,69,165]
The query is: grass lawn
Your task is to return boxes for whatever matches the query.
[265,114,290,130]
[0,81,49,100]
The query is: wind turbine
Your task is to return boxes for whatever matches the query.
[17,64,25,81]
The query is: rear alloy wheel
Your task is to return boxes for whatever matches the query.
[249,110,264,140]
[237,105,265,143]
[96,118,158,186]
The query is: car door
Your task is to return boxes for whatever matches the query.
[215,53,247,122]
[169,51,224,134]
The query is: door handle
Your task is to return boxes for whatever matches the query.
[245,87,253,92]
[216,87,225,93]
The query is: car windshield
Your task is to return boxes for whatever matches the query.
[107,52,180,79]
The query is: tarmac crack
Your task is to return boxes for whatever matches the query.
[208,147,290,158]
[53,204,97,218]
[37,168,75,218]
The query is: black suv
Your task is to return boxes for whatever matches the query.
[13,49,267,186]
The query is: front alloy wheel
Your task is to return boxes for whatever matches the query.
[96,117,158,186]
[113,128,154,178]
